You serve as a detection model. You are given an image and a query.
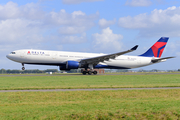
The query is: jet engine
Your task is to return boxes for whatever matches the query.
[59,61,79,70]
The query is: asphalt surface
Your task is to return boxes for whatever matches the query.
[1,87,180,92]
[1,72,180,77]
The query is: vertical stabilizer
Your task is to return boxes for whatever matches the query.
[140,37,169,58]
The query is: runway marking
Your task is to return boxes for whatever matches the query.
[1,87,180,92]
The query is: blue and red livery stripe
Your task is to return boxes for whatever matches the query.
[140,37,169,58]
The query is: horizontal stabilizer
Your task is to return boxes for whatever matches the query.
[151,56,175,63]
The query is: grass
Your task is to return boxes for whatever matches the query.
[1,90,180,119]
[0,74,180,90]
[1,74,180,119]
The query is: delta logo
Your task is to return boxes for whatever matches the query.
[27,51,31,54]
[27,51,45,55]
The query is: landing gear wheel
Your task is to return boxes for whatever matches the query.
[93,70,97,75]
[22,67,25,70]
[82,71,87,75]
[88,71,92,75]
[21,63,25,70]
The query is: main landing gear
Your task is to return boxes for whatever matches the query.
[22,63,25,70]
[81,69,98,75]
[81,64,97,75]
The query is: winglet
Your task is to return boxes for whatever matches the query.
[131,45,138,51]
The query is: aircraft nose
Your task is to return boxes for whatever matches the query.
[6,54,12,60]
[6,54,10,59]
[6,53,18,62]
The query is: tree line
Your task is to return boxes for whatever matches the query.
[0,69,58,74]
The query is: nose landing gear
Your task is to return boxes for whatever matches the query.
[22,63,25,70]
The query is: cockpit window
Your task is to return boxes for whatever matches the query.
[10,52,16,54]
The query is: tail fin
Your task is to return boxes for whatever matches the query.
[140,37,169,58]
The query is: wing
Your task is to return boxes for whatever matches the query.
[151,56,175,63]
[79,45,138,67]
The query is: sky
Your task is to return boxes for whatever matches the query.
[1,0,180,70]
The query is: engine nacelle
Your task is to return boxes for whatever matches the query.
[59,61,79,70]
[66,61,79,69]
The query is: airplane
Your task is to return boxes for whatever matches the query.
[6,37,174,75]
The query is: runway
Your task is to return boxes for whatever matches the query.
[1,87,180,92]
[1,72,180,77]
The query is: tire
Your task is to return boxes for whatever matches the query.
[88,71,92,75]
[82,71,87,75]
[22,67,25,70]
[93,71,97,75]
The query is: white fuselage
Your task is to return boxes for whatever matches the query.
[6,49,160,69]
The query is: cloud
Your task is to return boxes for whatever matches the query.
[56,10,98,34]
[58,26,87,35]
[45,9,98,34]
[0,1,98,52]
[62,0,104,4]
[0,19,44,47]
[118,6,180,38]
[72,11,85,17]
[61,33,87,43]
[125,0,152,7]
[98,18,116,29]
[50,33,87,44]
[0,2,46,51]
[0,2,44,20]
[92,27,123,52]
[0,2,20,19]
